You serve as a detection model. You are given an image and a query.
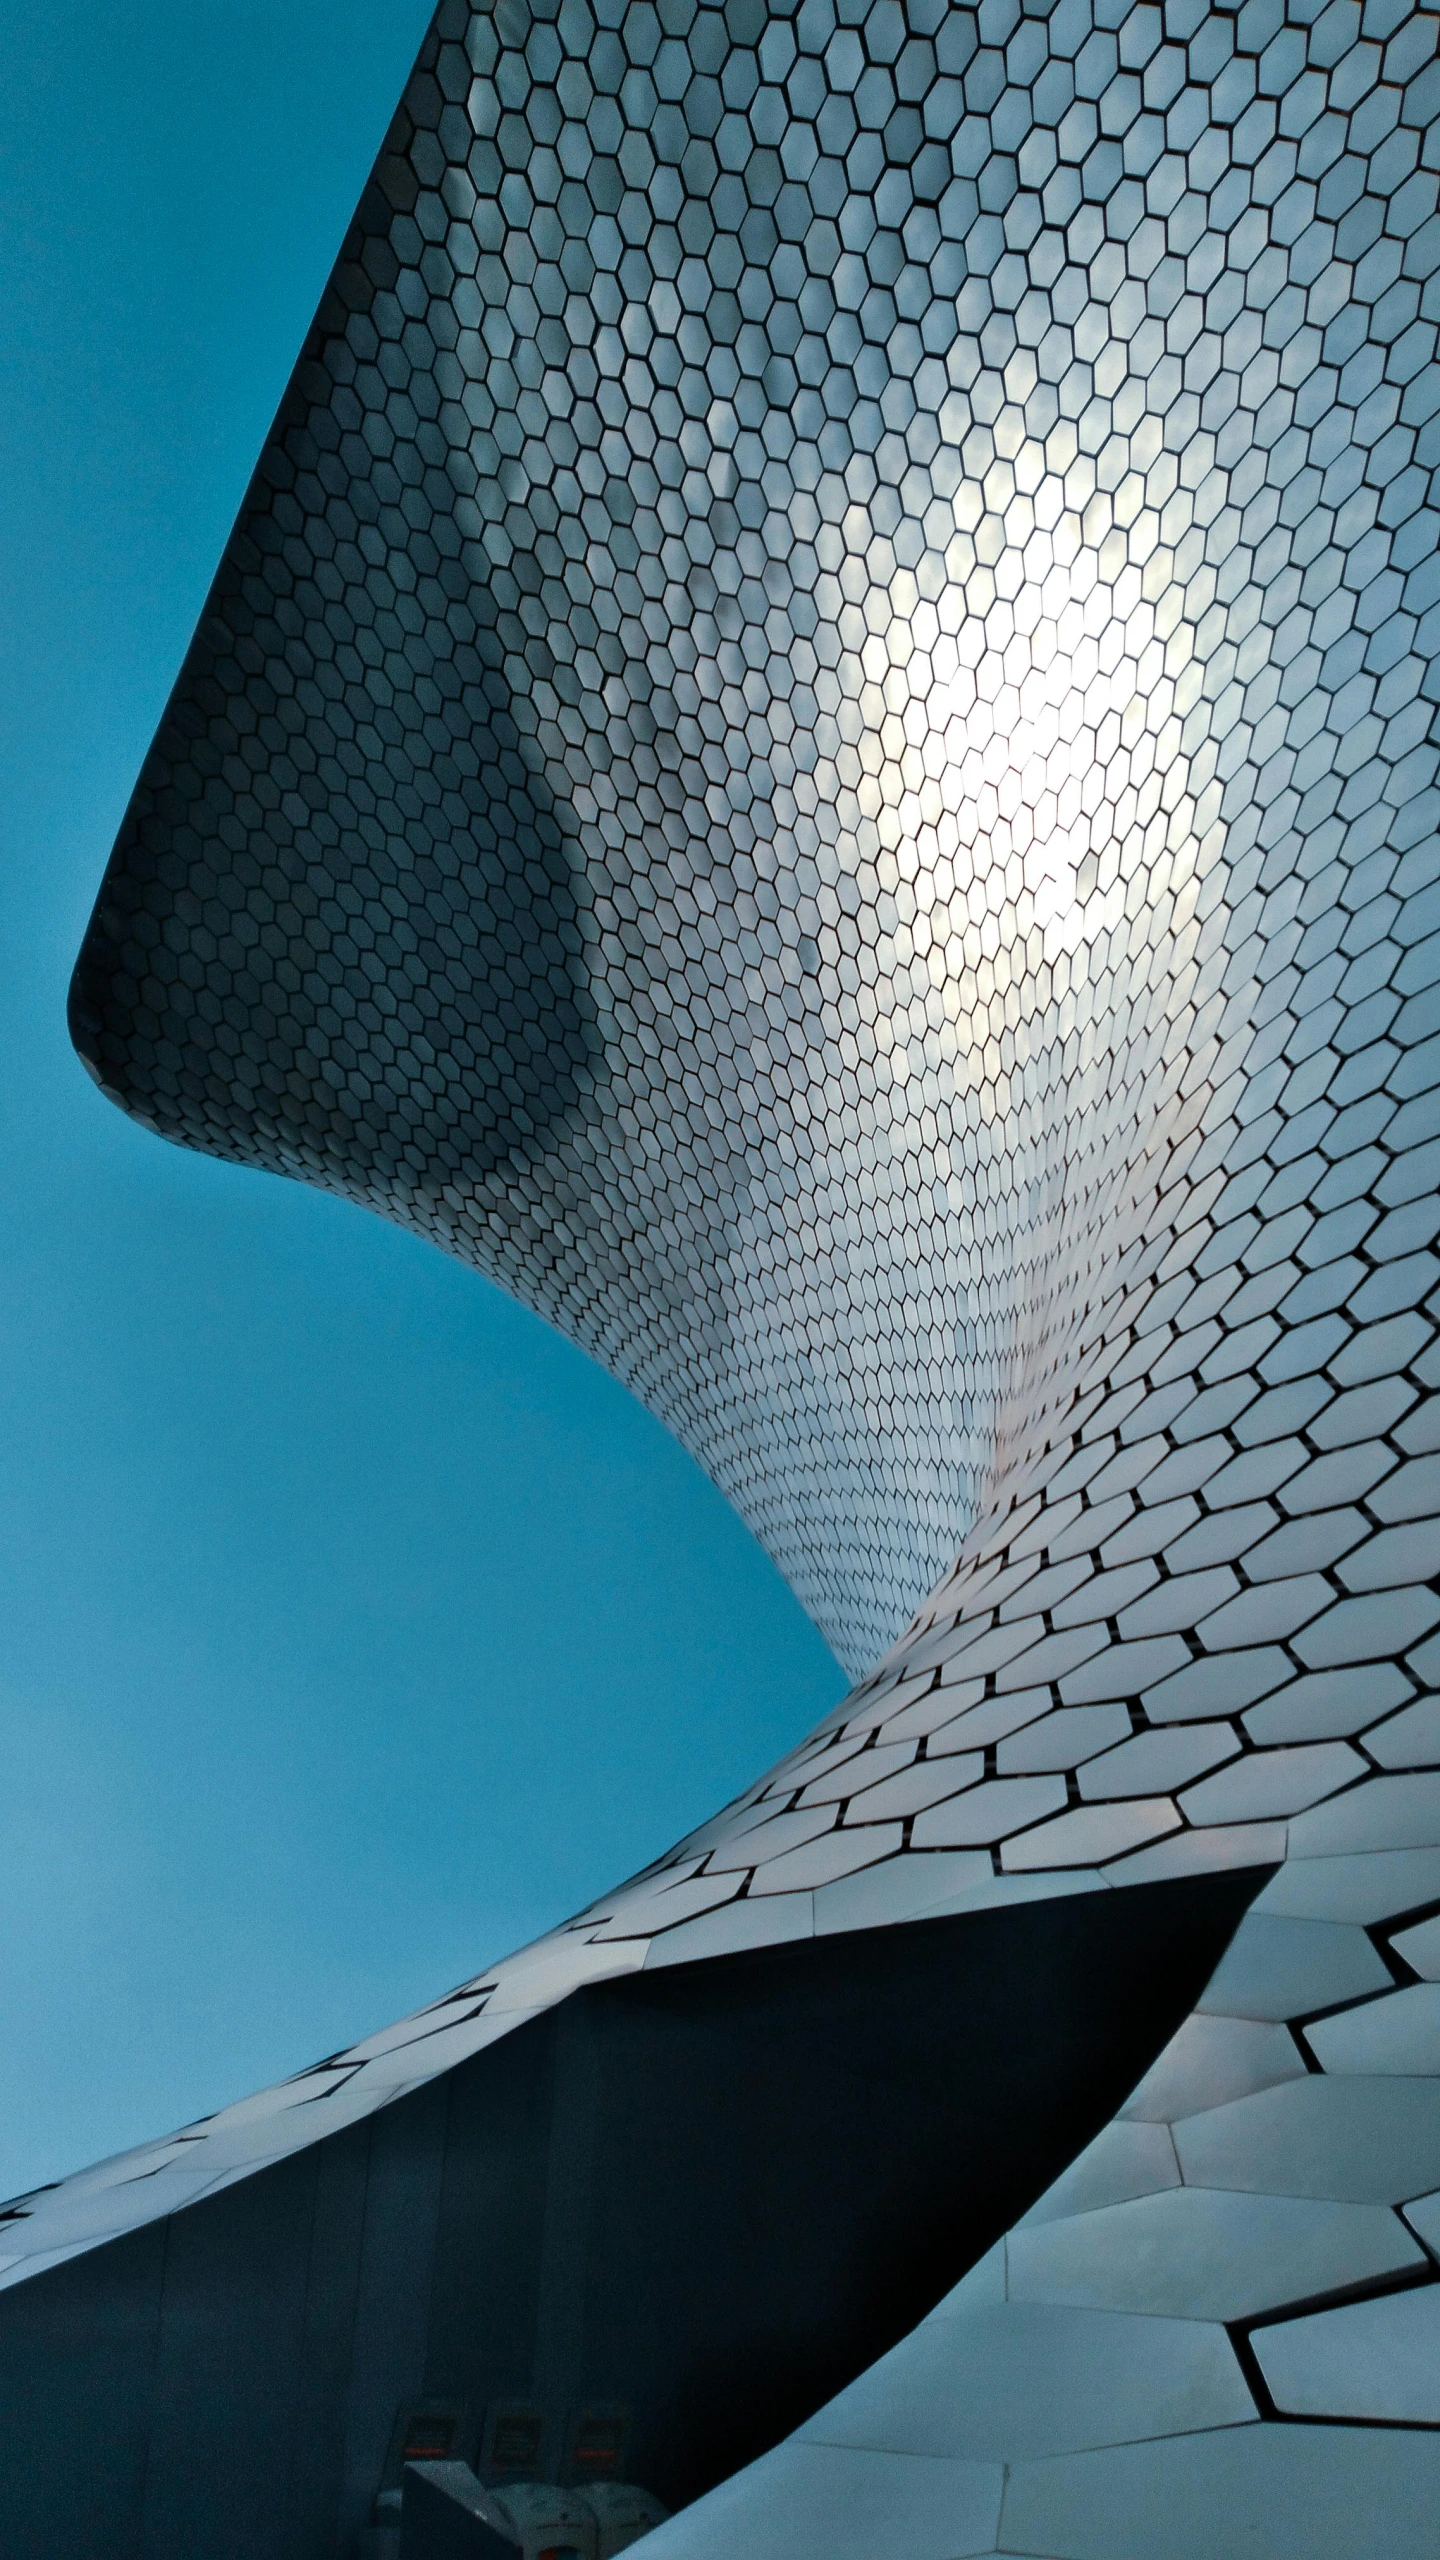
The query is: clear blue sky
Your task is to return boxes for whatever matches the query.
[0,0,844,2201]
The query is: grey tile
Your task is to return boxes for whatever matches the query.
[1290,1778,1440,1857]
[811,1852,993,1939]
[750,1826,904,1895]
[1173,2078,1440,2206]
[1006,2188,1423,2322]
[1198,1917,1393,2022]
[796,1741,915,1806]
[999,2422,1440,2560]
[997,1707,1131,1777]
[1141,1653,1291,1726]
[926,1694,1053,1755]
[1402,2190,1440,2254]
[1197,1577,1333,1651]
[911,1778,1068,1850]
[708,1807,836,1871]
[1258,1847,1440,1926]
[1180,1743,1366,1826]
[1339,1520,1440,1593]
[1018,2124,1180,2230]
[1060,1643,1193,1707]
[1392,1915,1440,1981]
[1078,1727,1239,1801]
[642,1896,813,1970]
[1002,1802,1180,1873]
[1366,1698,1440,1770]
[1294,1591,1440,1670]
[1103,1825,1288,1888]
[803,2300,1251,2463]
[836,1755,984,1821]
[1244,1666,1414,1746]
[1119,2016,1308,2127]
[1305,1987,1440,2078]
[637,2440,1003,2560]
[1252,2284,1440,2425]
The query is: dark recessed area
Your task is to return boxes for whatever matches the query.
[0,1865,1267,2558]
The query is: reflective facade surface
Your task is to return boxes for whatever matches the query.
[39,0,1440,2547]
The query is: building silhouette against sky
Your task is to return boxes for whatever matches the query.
[5,0,1440,2550]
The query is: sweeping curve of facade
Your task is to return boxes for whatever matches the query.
[16,0,1440,2550]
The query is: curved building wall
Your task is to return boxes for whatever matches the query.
[17,0,1440,2551]
[70,0,1290,1671]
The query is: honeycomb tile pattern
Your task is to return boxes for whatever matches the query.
[45,0,1440,2544]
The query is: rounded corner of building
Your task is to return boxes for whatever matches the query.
[65,922,139,1121]
[66,955,107,1087]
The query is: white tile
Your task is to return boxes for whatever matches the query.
[1244,1663,1413,1744]
[1338,1518,1440,1592]
[642,1894,813,1968]
[485,1938,648,2013]
[833,1754,984,1820]
[1077,1723,1238,1799]
[34,0,1440,2369]
[1179,1742,1365,1825]
[767,1733,878,1792]
[925,1691,1054,1753]
[1294,1588,1440,1668]
[1142,1649,1291,1724]
[795,1739,916,1804]
[1002,1799,1180,1871]
[912,1776,1068,1847]
[811,1851,993,1936]
[1198,1574,1333,1649]
[749,1825,905,1893]
[589,1873,741,1939]
[878,1679,989,1743]
[997,1704,1132,1773]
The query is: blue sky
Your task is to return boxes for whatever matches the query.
[0,0,843,2201]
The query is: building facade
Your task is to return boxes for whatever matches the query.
[6,0,1440,2549]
